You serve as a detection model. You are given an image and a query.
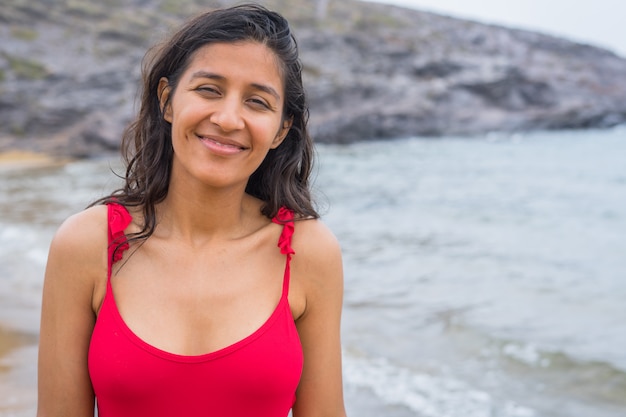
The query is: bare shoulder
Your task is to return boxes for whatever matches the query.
[50,205,108,255]
[291,218,342,266]
[289,218,347,416]
[46,205,109,294]
[38,205,108,415]
[290,218,343,299]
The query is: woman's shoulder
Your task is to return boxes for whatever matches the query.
[292,217,340,252]
[57,204,109,235]
[49,205,109,259]
[291,217,342,279]
[44,205,110,307]
[289,218,343,322]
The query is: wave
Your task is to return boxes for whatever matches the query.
[343,350,536,417]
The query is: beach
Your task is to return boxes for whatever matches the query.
[0,151,64,167]
[1,129,625,416]
[0,152,68,417]
[0,326,37,416]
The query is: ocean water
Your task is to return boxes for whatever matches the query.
[1,128,625,416]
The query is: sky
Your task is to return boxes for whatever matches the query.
[360,0,626,57]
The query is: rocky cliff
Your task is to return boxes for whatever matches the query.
[1,0,626,156]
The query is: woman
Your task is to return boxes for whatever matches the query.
[37,4,346,417]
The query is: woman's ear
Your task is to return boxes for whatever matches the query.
[271,117,293,149]
[158,77,172,123]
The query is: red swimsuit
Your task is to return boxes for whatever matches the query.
[88,203,303,416]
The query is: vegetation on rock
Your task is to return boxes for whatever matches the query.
[1,0,625,156]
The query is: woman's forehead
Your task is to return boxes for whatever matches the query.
[186,42,283,79]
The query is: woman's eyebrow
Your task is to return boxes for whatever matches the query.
[190,70,224,82]
[190,71,281,100]
[250,83,281,100]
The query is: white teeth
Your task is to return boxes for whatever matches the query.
[211,139,230,147]
[201,136,241,149]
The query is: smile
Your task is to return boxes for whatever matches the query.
[197,134,248,155]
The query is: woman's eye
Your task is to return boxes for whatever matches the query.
[197,86,220,95]
[248,98,270,109]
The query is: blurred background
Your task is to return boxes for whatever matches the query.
[366,0,626,56]
[1,1,625,416]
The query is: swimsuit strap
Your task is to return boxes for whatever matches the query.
[106,202,132,281]
[105,203,295,295]
[272,207,296,297]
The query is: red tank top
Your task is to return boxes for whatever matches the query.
[88,203,303,417]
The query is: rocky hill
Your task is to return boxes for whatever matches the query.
[1,0,626,156]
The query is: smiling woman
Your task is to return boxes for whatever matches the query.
[37,4,346,417]
[159,42,292,190]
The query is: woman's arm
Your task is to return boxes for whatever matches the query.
[292,220,347,417]
[37,206,108,417]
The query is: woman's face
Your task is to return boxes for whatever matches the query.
[159,41,290,192]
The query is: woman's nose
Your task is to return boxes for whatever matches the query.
[209,98,245,132]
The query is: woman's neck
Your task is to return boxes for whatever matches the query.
[154,180,262,246]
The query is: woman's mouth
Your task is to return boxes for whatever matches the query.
[197,134,247,155]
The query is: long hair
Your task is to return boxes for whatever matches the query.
[93,4,318,250]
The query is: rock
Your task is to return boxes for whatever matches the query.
[0,0,625,157]
[457,68,555,111]
[66,111,126,158]
[413,60,464,78]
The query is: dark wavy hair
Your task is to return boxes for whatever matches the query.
[93,4,318,247]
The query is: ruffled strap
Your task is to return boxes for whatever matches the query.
[272,207,295,259]
[107,203,132,267]
[272,207,295,298]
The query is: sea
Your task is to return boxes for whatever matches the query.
[1,127,625,416]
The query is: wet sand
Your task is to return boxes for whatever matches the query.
[0,150,53,164]
[0,326,36,365]
[0,150,70,170]
[0,149,60,415]
[0,326,38,416]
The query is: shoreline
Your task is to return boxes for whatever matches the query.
[0,150,71,169]
[0,324,38,417]
[0,325,37,368]
[0,326,38,415]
